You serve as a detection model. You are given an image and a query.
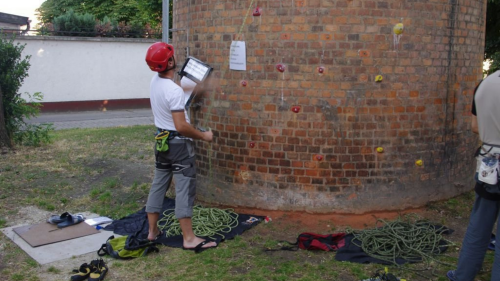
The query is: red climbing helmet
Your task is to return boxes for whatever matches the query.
[145,42,175,72]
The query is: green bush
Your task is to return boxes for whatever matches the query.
[95,16,118,37]
[0,34,53,147]
[53,9,96,37]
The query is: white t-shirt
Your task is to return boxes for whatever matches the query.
[475,70,500,146]
[149,75,190,131]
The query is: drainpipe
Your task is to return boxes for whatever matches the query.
[162,0,170,43]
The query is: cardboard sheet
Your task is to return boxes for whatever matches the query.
[13,222,99,247]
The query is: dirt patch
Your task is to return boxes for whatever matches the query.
[81,158,152,197]
[226,205,427,231]
[84,159,152,188]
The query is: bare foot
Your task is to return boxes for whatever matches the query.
[147,229,162,241]
[183,236,217,249]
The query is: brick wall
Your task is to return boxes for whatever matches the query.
[173,0,485,213]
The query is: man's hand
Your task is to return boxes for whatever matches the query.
[202,130,213,142]
[173,111,214,141]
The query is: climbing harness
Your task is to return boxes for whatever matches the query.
[157,206,239,239]
[172,163,192,172]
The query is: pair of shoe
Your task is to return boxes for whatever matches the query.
[70,258,108,281]
[47,212,85,228]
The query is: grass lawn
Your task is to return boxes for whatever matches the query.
[0,125,494,281]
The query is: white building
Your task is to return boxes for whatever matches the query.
[0,12,30,34]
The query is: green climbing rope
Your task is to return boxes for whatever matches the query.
[346,216,455,268]
[157,206,239,239]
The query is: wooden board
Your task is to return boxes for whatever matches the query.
[13,222,99,247]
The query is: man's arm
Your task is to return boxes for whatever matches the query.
[172,111,213,141]
[471,114,478,134]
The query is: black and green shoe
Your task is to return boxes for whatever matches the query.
[88,259,108,281]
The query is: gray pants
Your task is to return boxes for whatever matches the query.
[455,194,500,281]
[145,138,196,219]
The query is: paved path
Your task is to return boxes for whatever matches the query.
[25,109,154,130]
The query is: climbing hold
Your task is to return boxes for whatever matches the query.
[415,160,423,166]
[240,80,247,87]
[315,155,323,161]
[253,7,261,17]
[276,63,286,73]
[376,147,384,153]
[291,106,300,113]
[375,75,383,82]
[393,23,404,35]
[249,142,255,148]
[317,66,325,74]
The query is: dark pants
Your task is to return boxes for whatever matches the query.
[455,194,500,281]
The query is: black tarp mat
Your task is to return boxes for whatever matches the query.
[103,198,264,248]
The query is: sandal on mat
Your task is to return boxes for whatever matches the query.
[70,262,93,281]
[47,212,71,224]
[57,214,85,228]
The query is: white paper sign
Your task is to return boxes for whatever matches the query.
[230,41,246,71]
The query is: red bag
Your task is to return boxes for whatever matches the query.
[268,232,346,252]
[297,232,346,251]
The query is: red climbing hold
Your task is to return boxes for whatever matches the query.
[253,7,261,16]
[315,155,323,161]
[276,63,286,73]
[291,106,300,113]
[317,66,325,74]
[240,80,247,87]
[249,142,255,148]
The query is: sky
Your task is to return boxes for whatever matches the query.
[2,0,45,27]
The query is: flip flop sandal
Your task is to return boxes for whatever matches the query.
[182,240,217,254]
[47,212,71,224]
[88,259,108,281]
[148,230,163,242]
[57,214,85,228]
[70,262,93,281]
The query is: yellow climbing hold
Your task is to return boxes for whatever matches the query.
[415,160,423,166]
[393,23,404,35]
[375,75,383,82]
[376,147,384,153]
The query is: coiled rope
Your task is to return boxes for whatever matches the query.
[346,216,455,268]
[157,206,239,239]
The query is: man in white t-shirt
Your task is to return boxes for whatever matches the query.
[447,71,500,280]
[144,42,217,253]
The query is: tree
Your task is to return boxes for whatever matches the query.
[36,0,165,28]
[485,0,500,75]
[0,85,10,148]
[0,34,53,148]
